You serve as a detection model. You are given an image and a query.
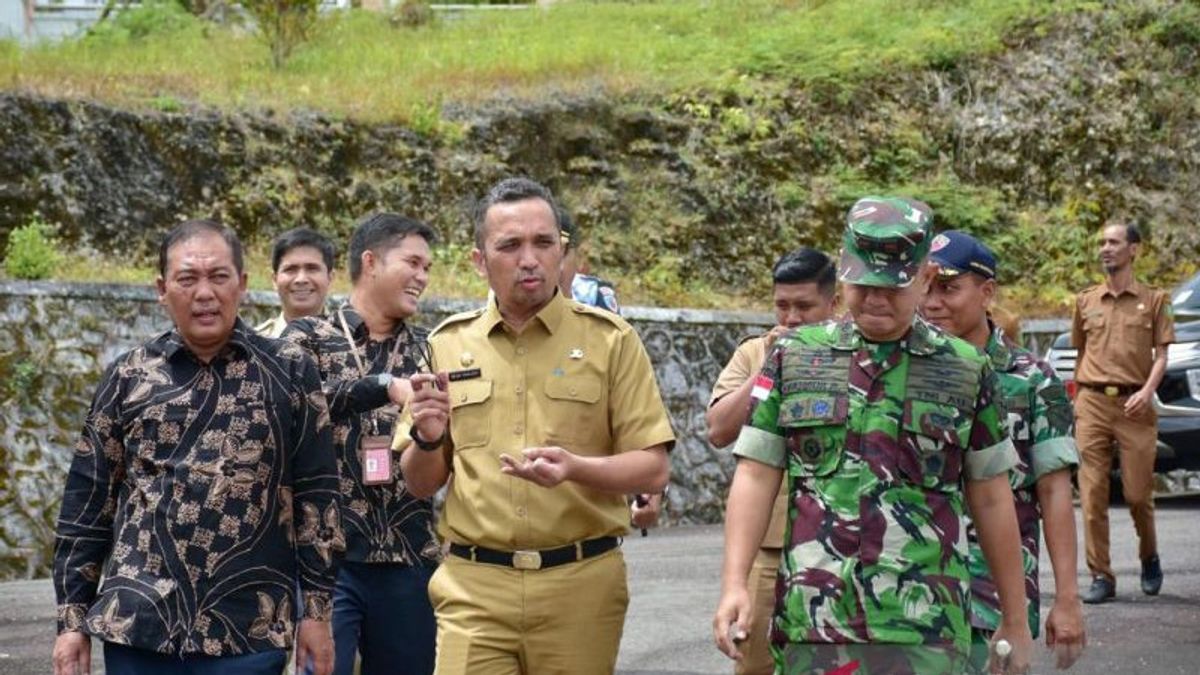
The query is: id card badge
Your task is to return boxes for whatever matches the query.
[360,435,393,485]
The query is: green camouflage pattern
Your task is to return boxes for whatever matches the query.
[837,196,933,288]
[732,315,1016,673]
[965,324,1078,637]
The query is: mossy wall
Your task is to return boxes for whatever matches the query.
[0,281,772,579]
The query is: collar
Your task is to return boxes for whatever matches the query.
[159,317,253,362]
[984,320,1017,372]
[338,302,407,340]
[483,290,568,336]
[831,313,939,356]
[1101,278,1146,299]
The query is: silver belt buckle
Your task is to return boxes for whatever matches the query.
[512,550,542,570]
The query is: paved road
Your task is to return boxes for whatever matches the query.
[2,498,1198,674]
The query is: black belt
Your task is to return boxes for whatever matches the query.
[448,536,619,570]
[1079,382,1140,397]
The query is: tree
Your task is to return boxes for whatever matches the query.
[241,0,320,69]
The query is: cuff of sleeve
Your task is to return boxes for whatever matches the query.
[965,438,1018,481]
[57,604,88,634]
[732,426,786,469]
[301,591,333,622]
[1031,436,1080,479]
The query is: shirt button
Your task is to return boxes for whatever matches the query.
[515,385,524,394]
[460,393,468,402]
[569,387,578,396]
[516,346,527,356]
[515,426,524,435]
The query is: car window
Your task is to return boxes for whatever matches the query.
[1052,332,1073,349]
[1173,271,1200,308]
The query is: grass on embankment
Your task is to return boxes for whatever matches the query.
[1,0,1073,125]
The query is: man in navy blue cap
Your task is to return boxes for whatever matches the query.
[922,230,1086,672]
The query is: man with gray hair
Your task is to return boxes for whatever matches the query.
[52,220,339,675]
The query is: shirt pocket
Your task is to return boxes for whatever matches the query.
[779,394,848,478]
[449,379,492,450]
[543,374,604,452]
[900,399,968,490]
[1083,312,1107,337]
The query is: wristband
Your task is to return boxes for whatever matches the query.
[409,425,445,452]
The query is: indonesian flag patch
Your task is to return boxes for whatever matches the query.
[750,374,774,401]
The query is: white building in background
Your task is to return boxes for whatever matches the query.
[1,0,534,44]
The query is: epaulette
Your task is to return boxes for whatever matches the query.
[430,307,486,337]
[569,301,627,329]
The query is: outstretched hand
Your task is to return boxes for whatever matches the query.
[499,446,575,487]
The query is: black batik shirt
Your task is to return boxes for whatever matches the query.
[53,320,341,656]
[282,304,439,566]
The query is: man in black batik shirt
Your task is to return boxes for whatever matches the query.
[282,213,439,675]
[52,220,341,675]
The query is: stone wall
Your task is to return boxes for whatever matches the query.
[0,281,774,578]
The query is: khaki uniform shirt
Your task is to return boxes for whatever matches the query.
[255,312,288,339]
[710,335,788,549]
[429,292,676,551]
[1072,280,1174,386]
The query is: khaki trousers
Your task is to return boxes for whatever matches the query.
[1074,387,1158,582]
[428,547,628,675]
[736,548,781,675]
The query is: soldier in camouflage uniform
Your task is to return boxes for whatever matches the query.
[713,197,1034,675]
[923,231,1085,672]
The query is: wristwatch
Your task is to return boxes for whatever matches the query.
[409,425,445,452]
[375,372,394,388]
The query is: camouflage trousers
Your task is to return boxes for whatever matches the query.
[771,641,969,675]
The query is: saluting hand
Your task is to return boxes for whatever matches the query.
[409,372,450,444]
[499,446,574,487]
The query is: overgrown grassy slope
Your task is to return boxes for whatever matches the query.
[3,0,1199,315]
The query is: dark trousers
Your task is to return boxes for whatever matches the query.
[333,560,436,675]
[104,642,286,675]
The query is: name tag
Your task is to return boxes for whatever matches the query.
[361,435,393,485]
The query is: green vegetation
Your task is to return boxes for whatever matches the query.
[3,218,61,280]
[4,0,1196,317]
[2,0,1074,123]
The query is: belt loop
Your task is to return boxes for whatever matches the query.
[470,546,477,563]
[574,541,583,561]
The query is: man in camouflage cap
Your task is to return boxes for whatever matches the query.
[923,230,1085,672]
[713,197,1034,674]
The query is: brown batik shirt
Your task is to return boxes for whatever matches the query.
[53,320,341,656]
[282,303,439,566]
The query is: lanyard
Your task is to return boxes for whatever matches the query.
[337,306,405,436]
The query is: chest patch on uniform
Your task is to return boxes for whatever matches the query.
[907,355,977,409]
[780,348,851,395]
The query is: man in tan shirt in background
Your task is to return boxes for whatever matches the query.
[400,177,675,675]
[706,247,837,675]
[1072,221,1174,604]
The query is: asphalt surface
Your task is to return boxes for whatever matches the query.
[2,498,1198,674]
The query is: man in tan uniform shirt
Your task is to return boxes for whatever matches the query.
[707,247,837,675]
[401,177,675,675]
[1072,222,1174,604]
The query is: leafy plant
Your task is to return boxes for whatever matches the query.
[242,0,320,68]
[4,218,61,281]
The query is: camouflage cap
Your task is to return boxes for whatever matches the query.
[837,196,934,288]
